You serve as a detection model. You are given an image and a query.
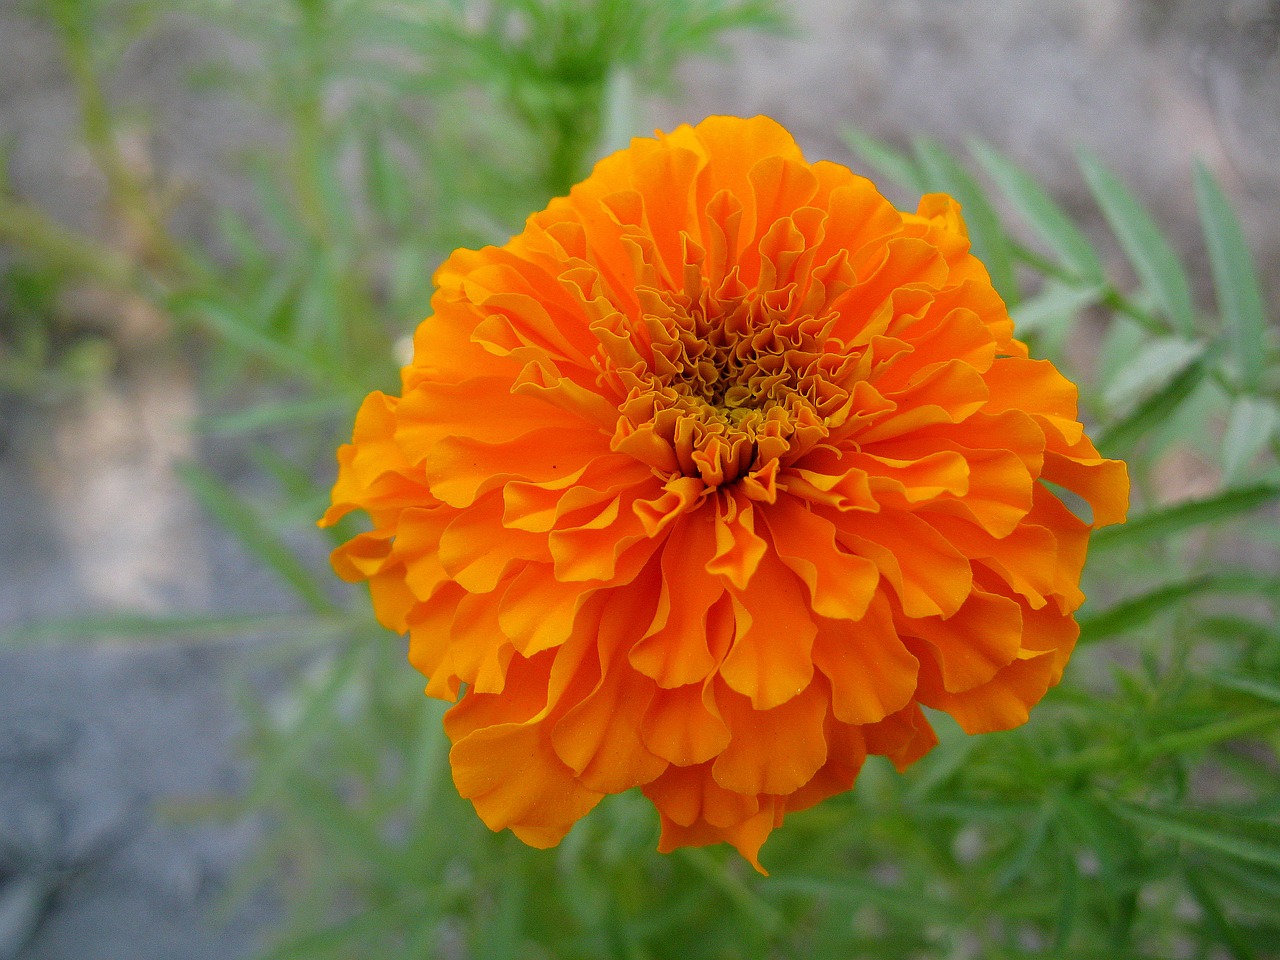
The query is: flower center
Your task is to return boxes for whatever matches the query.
[605,281,859,490]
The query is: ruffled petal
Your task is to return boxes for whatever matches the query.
[326,114,1128,870]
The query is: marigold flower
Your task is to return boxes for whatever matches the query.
[323,115,1128,872]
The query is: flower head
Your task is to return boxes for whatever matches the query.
[323,116,1128,872]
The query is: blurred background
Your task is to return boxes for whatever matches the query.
[1,1,1278,958]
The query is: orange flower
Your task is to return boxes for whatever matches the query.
[323,116,1128,872]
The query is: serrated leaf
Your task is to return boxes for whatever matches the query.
[1095,358,1206,452]
[1077,150,1196,335]
[1109,803,1280,873]
[840,127,927,197]
[1222,395,1280,482]
[970,140,1103,284]
[1103,335,1205,416]
[1194,163,1269,390]
[1090,482,1280,552]
[914,139,1019,302]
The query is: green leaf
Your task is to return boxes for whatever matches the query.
[2,611,326,645]
[194,395,354,435]
[1109,803,1280,874]
[1077,572,1280,644]
[1077,150,1196,335]
[1141,709,1280,758]
[1094,358,1206,452]
[175,293,330,384]
[598,66,641,159]
[1102,335,1205,416]
[177,462,339,614]
[363,125,411,228]
[246,642,364,805]
[970,140,1103,284]
[1207,673,1280,707]
[914,138,1019,302]
[258,900,410,960]
[1222,395,1280,482]
[1090,483,1280,552]
[677,848,783,933]
[1182,866,1260,960]
[840,127,927,197]
[1011,280,1103,337]
[1194,163,1269,390]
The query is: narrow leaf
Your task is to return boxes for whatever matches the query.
[3,611,328,645]
[1102,335,1205,416]
[1142,709,1280,758]
[1011,281,1103,336]
[194,395,354,435]
[1109,803,1280,873]
[1194,163,1269,390]
[1182,866,1260,960]
[1222,395,1280,482]
[175,294,327,383]
[1090,483,1280,552]
[178,463,339,614]
[1095,358,1206,452]
[1207,673,1280,707]
[971,140,1103,283]
[1078,572,1280,644]
[1078,150,1196,335]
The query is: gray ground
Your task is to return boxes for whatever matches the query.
[1,0,1277,957]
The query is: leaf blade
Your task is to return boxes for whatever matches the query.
[1090,483,1280,552]
[970,140,1104,284]
[1194,163,1269,390]
[1078,150,1196,335]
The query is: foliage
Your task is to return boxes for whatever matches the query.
[2,1,1278,958]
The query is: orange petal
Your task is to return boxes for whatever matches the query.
[424,427,610,508]
[643,760,759,830]
[862,701,938,772]
[641,659,733,766]
[450,719,603,847]
[784,716,868,815]
[438,491,548,592]
[497,563,594,656]
[837,511,973,619]
[720,550,817,709]
[913,639,1060,735]
[762,496,880,621]
[551,592,669,793]
[897,588,1023,693]
[654,804,778,876]
[629,511,724,686]
[1042,440,1130,529]
[712,677,830,797]
[707,489,768,590]
[812,593,918,724]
